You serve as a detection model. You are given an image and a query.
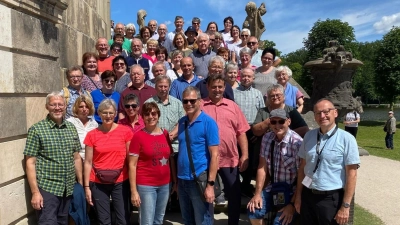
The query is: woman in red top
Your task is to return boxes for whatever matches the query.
[83,99,133,225]
[129,102,177,225]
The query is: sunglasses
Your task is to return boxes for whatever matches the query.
[241,34,249,37]
[124,104,138,109]
[114,62,125,66]
[247,42,257,46]
[182,99,198,104]
[103,79,115,84]
[270,119,286,125]
[143,111,158,117]
[112,48,122,52]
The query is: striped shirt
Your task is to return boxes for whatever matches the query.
[145,95,185,152]
[260,129,302,192]
[233,85,265,124]
[23,116,81,196]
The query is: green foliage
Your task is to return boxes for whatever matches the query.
[374,27,400,109]
[281,48,312,93]
[259,39,282,56]
[303,19,356,60]
[352,41,381,103]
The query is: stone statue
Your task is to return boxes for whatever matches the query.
[242,2,266,40]
[322,40,353,65]
[137,9,147,30]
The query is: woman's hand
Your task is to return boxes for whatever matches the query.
[85,187,93,206]
[131,191,141,207]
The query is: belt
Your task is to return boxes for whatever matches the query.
[308,187,343,195]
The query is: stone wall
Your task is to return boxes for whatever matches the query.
[0,1,110,224]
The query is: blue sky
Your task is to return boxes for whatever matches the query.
[111,0,400,55]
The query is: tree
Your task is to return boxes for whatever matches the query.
[281,48,310,92]
[374,27,400,110]
[259,39,282,57]
[303,19,357,60]
[300,19,357,95]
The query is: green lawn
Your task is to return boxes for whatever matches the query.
[354,204,384,225]
[338,121,400,161]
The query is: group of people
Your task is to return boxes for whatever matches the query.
[24,14,360,225]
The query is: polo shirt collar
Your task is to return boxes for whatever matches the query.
[238,84,252,91]
[196,48,211,55]
[319,124,338,137]
[46,115,67,128]
[272,129,292,144]
[202,97,228,106]
[154,95,171,105]
[185,111,205,124]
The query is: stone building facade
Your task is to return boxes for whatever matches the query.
[0,0,110,224]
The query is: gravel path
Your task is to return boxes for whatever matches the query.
[355,155,400,225]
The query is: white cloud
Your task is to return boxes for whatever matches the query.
[340,11,378,27]
[373,12,400,34]
[164,20,172,25]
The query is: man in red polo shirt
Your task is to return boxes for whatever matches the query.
[96,37,115,74]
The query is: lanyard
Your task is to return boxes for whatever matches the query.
[313,125,338,173]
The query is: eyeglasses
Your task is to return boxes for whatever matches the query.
[69,76,82,80]
[314,108,336,116]
[114,62,125,66]
[103,79,115,84]
[247,42,257,46]
[192,22,199,25]
[124,104,138,109]
[270,119,286,125]
[210,39,215,41]
[48,104,65,108]
[143,111,158,117]
[241,34,249,37]
[101,111,115,115]
[183,99,198,104]
[269,94,282,99]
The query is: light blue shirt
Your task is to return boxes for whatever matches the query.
[298,126,360,191]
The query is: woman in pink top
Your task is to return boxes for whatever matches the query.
[142,39,158,64]
[83,99,133,225]
[81,52,102,92]
[129,102,177,225]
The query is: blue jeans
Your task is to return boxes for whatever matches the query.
[385,133,394,149]
[248,190,296,225]
[137,183,170,225]
[178,179,213,225]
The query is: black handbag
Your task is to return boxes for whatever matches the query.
[185,121,222,202]
[269,140,293,210]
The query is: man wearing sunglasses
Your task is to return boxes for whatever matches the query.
[247,108,302,225]
[295,99,360,225]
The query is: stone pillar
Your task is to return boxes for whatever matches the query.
[0,1,109,224]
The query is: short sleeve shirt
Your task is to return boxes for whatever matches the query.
[298,126,360,190]
[84,125,133,183]
[23,116,81,196]
[119,84,157,114]
[201,98,250,167]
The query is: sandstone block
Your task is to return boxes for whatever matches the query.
[0,4,12,48]
[0,51,14,93]
[25,97,47,129]
[0,139,26,184]
[0,98,27,139]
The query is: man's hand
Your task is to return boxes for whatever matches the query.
[204,185,215,203]
[239,156,249,172]
[278,204,296,225]
[294,195,301,213]
[334,207,350,225]
[247,193,263,213]
[31,192,43,210]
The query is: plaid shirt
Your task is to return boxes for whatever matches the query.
[24,116,81,197]
[145,95,185,152]
[233,85,265,124]
[260,129,303,192]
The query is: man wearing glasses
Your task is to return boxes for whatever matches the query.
[177,86,219,225]
[295,99,360,225]
[96,37,115,73]
[192,17,203,34]
[61,66,91,119]
[148,20,159,40]
[247,108,302,225]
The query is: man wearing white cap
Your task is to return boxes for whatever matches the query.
[384,111,396,149]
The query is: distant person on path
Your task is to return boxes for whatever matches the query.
[295,98,360,225]
[343,110,360,138]
[384,110,396,150]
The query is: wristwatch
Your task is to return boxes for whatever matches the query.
[207,180,215,186]
[342,202,350,208]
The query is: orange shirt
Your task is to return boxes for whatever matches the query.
[97,56,115,74]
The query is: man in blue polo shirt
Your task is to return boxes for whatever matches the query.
[169,57,201,100]
[295,98,360,225]
[177,86,219,225]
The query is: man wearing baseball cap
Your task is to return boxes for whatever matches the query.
[185,26,198,50]
[247,108,302,224]
[384,110,396,149]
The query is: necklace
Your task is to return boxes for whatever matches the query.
[142,127,162,135]
[100,89,112,99]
